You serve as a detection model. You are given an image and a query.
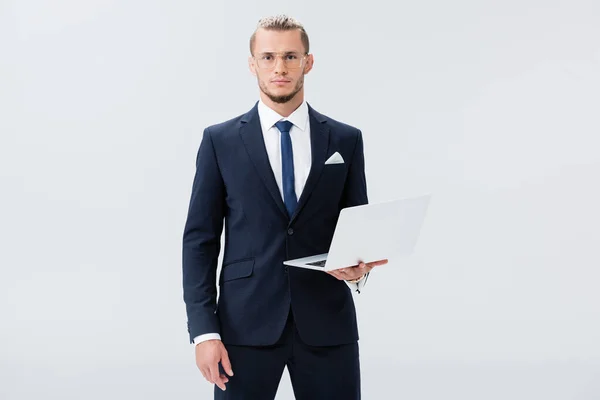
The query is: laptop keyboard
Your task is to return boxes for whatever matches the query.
[306,260,327,267]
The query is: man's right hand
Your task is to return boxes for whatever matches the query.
[195,339,234,391]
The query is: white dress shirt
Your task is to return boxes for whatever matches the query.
[192,99,366,346]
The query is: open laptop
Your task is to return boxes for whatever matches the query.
[283,194,432,271]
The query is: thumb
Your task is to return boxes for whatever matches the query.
[221,348,234,376]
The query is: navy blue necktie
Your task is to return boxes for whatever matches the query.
[274,120,297,218]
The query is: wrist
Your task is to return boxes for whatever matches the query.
[346,274,366,283]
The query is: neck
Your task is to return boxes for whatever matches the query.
[259,89,304,117]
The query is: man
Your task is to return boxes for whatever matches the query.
[182,14,387,399]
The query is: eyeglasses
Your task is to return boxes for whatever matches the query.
[253,52,308,69]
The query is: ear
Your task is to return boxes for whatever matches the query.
[248,55,257,77]
[303,54,314,75]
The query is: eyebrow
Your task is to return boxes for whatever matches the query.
[259,51,301,55]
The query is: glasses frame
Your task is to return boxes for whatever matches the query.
[252,51,309,70]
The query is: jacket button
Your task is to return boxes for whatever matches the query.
[287,228,294,235]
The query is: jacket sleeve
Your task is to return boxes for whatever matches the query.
[182,127,225,343]
[339,129,368,211]
[339,129,371,292]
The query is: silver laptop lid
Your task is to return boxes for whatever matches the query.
[324,194,432,270]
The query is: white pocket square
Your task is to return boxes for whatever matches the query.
[324,152,344,165]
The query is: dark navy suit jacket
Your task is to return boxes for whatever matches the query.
[182,102,368,347]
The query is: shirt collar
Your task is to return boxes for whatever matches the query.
[257,98,309,132]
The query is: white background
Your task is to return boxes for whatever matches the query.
[1,0,599,399]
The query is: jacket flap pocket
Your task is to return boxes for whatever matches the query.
[221,259,255,283]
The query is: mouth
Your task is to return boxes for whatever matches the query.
[272,79,291,84]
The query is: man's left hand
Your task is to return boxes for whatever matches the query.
[327,259,388,281]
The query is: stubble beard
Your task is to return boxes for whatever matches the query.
[259,75,304,104]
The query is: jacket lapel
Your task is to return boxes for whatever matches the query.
[239,103,289,220]
[289,105,330,225]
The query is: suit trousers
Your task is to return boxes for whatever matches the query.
[214,309,361,400]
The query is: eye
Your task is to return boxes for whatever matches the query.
[285,54,298,60]
[261,55,273,61]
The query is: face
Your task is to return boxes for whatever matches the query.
[249,28,313,104]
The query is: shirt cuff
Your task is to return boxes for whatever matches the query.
[345,272,369,293]
[346,273,366,284]
[192,333,221,346]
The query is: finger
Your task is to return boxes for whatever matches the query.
[221,349,234,376]
[337,266,354,277]
[333,271,344,280]
[214,378,226,391]
[215,380,226,391]
[344,263,366,275]
[367,259,388,268]
[345,271,363,280]
[340,268,363,280]
[200,367,210,382]
[329,270,345,280]
[209,365,226,391]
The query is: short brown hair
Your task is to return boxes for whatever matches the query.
[249,14,310,56]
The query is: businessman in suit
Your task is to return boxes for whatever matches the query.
[182,15,387,399]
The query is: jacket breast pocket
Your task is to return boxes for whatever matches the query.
[320,163,347,194]
[220,258,255,284]
[323,162,346,170]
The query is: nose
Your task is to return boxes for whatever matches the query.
[273,56,288,74]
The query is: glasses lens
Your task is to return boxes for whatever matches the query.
[257,53,304,69]
[284,53,302,68]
